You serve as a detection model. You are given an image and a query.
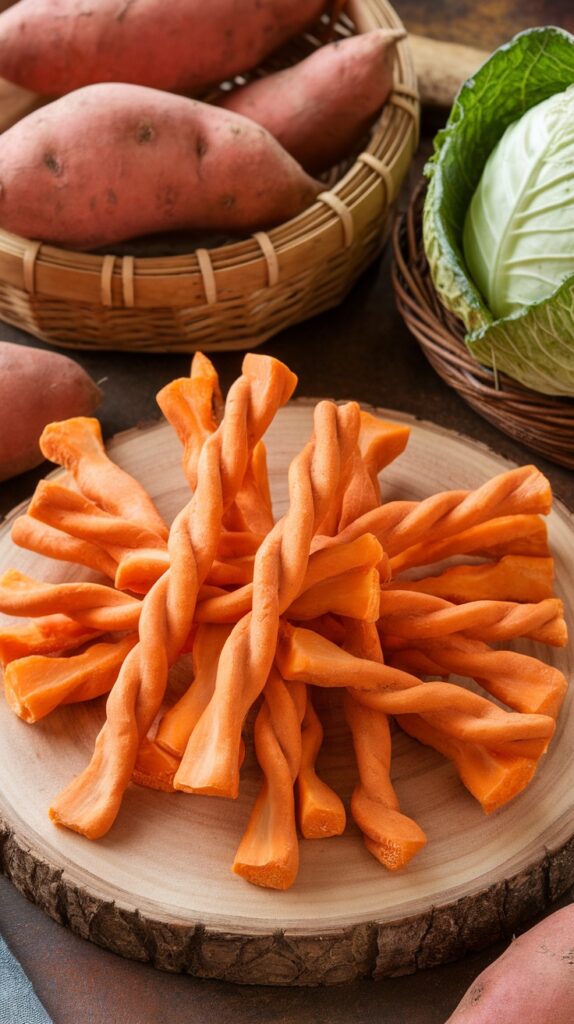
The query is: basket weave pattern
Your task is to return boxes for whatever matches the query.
[0,1,419,353]
[392,179,574,471]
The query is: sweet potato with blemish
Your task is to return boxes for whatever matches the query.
[446,904,574,1023]
[0,84,321,249]
[0,342,101,482]
[0,0,329,96]
[219,28,404,174]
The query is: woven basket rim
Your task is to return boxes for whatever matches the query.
[391,176,574,470]
[0,0,419,312]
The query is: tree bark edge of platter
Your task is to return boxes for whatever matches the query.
[2,818,574,987]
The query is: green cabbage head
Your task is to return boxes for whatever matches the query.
[424,27,574,396]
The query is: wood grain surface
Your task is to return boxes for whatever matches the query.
[0,405,573,986]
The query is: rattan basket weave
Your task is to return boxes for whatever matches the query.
[392,179,574,470]
[0,0,418,353]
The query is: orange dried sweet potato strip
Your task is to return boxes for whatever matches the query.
[216,531,262,559]
[277,625,555,753]
[350,684,554,759]
[384,556,555,604]
[194,533,384,625]
[296,688,346,839]
[336,449,381,532]
[174,400,361,799]
[49,353,298,839]
[156,352,223,490]
[327,465,551,557]
[358,411,411,487]
[378,591,567,647]
[40,416,169,540]
[397,713,539,814]
[11,514,118,581]
[336,414,411,531]
[113,548,170,594]
[132,737,181,794]
[342,619,426,870]
[28,481,167,559]
[390,514,549,574]
[232,670,307,889]
[0,569,141,632]
[287,567,381,622]
[383,634,568,720]
[4,634,138,723]
[337,417,426,870]
[344,691,427,870]
[155,623,233,758]
[204,556,254,587]
[159,360,274,538]
[0,614,101,666]
[227,442,275,538]
[27,481,169,595]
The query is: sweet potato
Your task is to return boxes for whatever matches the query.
[0,342,101,481]
[446,904,574,1023]
[219,28,403,174]
[0,84,321,248]
[0,0,329,96]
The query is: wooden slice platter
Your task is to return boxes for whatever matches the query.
[0,405,573,986]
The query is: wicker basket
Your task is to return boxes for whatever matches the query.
[0,0,418,353]
[392,179,574,471]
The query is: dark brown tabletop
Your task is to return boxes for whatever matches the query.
[1,2,574,1022]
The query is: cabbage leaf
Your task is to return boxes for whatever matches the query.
[423,26,574,396]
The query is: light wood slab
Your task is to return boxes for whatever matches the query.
[0,406,573,985]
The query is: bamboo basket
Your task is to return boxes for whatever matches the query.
[0,0,419,353]
[392,179,574,470]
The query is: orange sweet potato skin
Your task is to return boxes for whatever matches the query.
[0,84,321,249]
[0,342,102,482]
[446,905,574,1023]
[0,0,328,96]
[219,29,402,174]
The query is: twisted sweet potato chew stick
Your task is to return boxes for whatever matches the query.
[388,555,555,604]
[296,687,346,840]
[398,714,539,814]
[49,354,297,839]
[173,399,361,799]
[297,697,346,835]
[344,691,427,868]
[384,636,567,719]
[277,625,555,755]
[342,619,426,870]
[11,514,118,580]
[328,408,426,868]
[325,465,551,556]
[4,634,138,723]
[232,669,308,889]
[193,532,383,624]
[389,514,549,574]
[156,623,233,759]
[378,591,567,647]
[158,354,274,537]
[0,614,100,666]
[28,480,167,554]
[0,569,141,631]
[156,352,223,490]
[40,416,169,541]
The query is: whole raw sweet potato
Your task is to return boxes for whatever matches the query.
[0,0,328,96]
[0,342,102,481]
[219,28,404,174]
[446,904,574,1023]
[0,84,321,249]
